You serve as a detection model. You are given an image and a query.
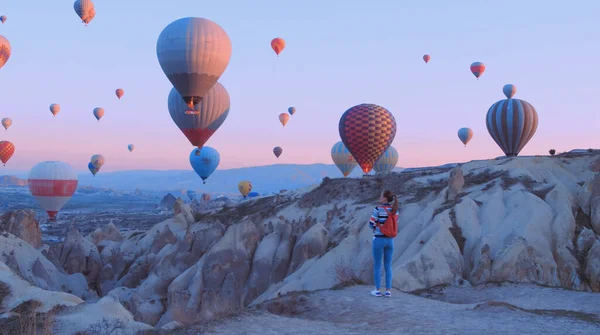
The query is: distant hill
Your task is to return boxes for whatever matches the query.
[0,175,27,187]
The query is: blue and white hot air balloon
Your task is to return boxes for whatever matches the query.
[186,189,197,201]
[330,141,357,177]
[373,146,399,174]
[189,146,220,184]
[458,128,474,146]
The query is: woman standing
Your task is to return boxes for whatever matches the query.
[369,190,399,297]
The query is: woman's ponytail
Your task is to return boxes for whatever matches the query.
[392,194,399,213]
[383,190,399,213]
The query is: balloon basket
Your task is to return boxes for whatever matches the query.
[184,110,199,115]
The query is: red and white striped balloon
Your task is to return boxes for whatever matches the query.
[28,161,78,222]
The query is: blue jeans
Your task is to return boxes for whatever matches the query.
[372,237,394,290]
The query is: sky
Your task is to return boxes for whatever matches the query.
[0,0,598,172]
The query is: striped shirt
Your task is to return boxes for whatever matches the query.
[369,203,399,237]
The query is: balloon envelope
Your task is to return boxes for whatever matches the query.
[1,117,11,130]
[115,88,124,99]
[279,113,289,127]
[0,141,14,166]
[127,144,135,152]
[28,161,78,222]
[189,147,220,183]
[247,191,259,198]
[93,107,104,121]
[470,62,485,79]
[90,154,104,168]
[330,141,357,177]
[73,0,95,25]
[88,162,99,176]
[458,128,474,146]
[49,104,60,116]
[0,35,11,69]
[186,190,197,201]
[238,181,252,197]
[503,84,517,99]
[338,103,397,174]
[273,146,283,158]
[288,107,296,115]
[423,54,431,63]
[486,91,538,157]
[168,82,230,149]
[271,38,285,55]
[157,17,232,109]
[373,146,399,174]
[0,16,6,24]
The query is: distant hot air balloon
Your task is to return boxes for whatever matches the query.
[28,161,78,222]
[247,191,259,198]
[457,128,474,146]
[168,82,230,149]
[189,147,220,184]
[288,107,296,116]
[49,104,60,117]
[503,84,516,99]
[279,113,290,127]
[88,162,99,176]
[127,144,135,152]
[201,193,211,201]
[1,118,11,130]
[470,62,485,79]
[331,141,357,177]
[423,54,431,63]
[338,104,397,174]
[0,16,7,24]
[373,146,399,174]
[238,181,252,197]
[90,154,104,168]
[186,189,197,201]
[0,35,11,70]
[115,88,124,100]
[73,0,95,26]
[0,141,14,166]
[93,107,104,121]
[271,38,285,56]
[157,17,232,109]
[273,146,283,158]
[486,85,538,157]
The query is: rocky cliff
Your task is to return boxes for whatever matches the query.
[0,152,600,332]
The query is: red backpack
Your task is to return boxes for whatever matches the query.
[377,207,398,238]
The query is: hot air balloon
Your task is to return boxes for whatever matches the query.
[49,104,60,117]
[157,17,232,109]
[279,113,289,127]
[115,88,124,100]
[423,54,431,63]
[247,191,259,198]
[168,82,230,149]
[90,154,104,168]
[288,107,296,116]
[470,62,485,79]
[373,146,399,174]
[1,118,11,130]
[186,189,197,201]
[0,141,14,166]
[28,161,78,222]
[238,181,252,198]
[127,144,135,152]
[503,84,516,99]
[201,193,211,201]
[1,16,7,24]
[271,38,285,56]
[273,146,283,158]
[339,103,397,174]
[331,141,357,177]
[486,85,538,157]
[93,107,104,121]
[458,128,474,146]
[189,147,220,184]
[73,0,95,26]
[0,35,11,70]
[88,162,99,176]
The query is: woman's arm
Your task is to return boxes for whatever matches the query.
[368,207,379,229]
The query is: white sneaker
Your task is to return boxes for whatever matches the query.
[371,290,382,297]
[384,291,392,298]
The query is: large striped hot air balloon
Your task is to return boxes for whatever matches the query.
[273,146,283,158]
[486,85,538,157]
[0,35,11,70]
[458,128,474,146]
[373,146,399,174]
[168,82,230,149]
[73,0,95,25]
[331,141,357,177]
[271,38,285,56]
[28,161,78,222]
[157,17,232,109]
[238,181,252,197]
[338,104,397,174]
[470,62,485,79]
[190,147,220,184]
[0,141,14,166]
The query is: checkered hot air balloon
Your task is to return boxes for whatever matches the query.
[486,85,538,157]
[0,141,14,166]
[338,104,397,174]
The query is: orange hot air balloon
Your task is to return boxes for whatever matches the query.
[423,54,431,63]
[0,140,15,166]
[115,88,124,100]
[279,113,290,127]
[338,104,397,174]
[271,38,285,56]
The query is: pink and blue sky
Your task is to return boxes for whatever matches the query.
[0,0,598,172]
